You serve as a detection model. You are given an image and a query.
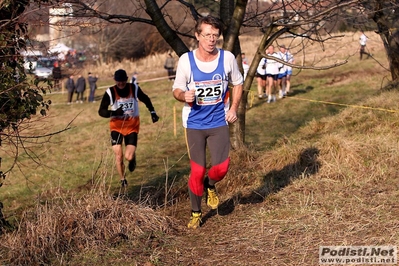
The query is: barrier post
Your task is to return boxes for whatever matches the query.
[174,105,176,137]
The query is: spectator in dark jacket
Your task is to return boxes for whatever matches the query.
[164,53,175,81]
[88,72,98,102]
[75,74,86,103]
[52,61,62,91]
[65,75,75,104]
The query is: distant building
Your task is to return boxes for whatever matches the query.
[49,3,74,48]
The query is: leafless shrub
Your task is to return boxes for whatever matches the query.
[0,186,175,265]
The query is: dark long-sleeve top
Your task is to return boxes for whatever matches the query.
[65,78,75,93]
[76,77,86,92]
[98,83,155,118]
[52,67,62,79]
[88,76,98,90]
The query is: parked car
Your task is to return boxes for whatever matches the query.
[20,49,43,73]
[34,56,58,79]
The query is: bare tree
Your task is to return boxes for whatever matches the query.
[50,0,357,148]
[0,0,67,234]
[41,0,390,148]
[359,1,399,81]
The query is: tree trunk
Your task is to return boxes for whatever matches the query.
[221,0,248,149]
[371,1,399,81]
[383,30,399,81]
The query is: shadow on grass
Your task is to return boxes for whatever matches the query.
[118,84,318,206]
[201,147,320,225]
[0,202,13,235]
[115,167,191,205]
[111,146,320,228]
[246,84,313,109]
[247,83,313,110]
[288,85,314,97]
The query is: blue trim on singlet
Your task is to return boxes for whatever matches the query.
[186,50,228,130]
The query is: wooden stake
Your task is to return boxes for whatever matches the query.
[173,105,176,137]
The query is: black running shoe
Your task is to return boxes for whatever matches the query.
[128,156,136,172]
[121,179,128,187]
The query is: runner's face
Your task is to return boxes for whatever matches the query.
[268,46,274,54]
[116,80,127,89]
[196,24,219,54]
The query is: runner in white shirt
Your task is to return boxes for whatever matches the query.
[359,31,370,60]
[277,44,295,97]
[277,44,288,99]
[256,56,267,99]
[284,48,294,95]
[265,45,283,103]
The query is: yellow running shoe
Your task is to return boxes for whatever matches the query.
[206,187,219,209]
[187,211,202,229]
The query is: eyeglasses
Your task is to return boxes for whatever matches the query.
[200,33,220,40]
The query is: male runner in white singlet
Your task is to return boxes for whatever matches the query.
[172,16,243,229]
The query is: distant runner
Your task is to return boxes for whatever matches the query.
[98,69,159,187]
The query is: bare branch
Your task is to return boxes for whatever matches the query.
[260,51,348,70]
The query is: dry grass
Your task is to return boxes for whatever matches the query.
[1,183,175,265]
[0,31,397,265]
[155,91,399,266]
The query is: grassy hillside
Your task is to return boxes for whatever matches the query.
[1,32,397,265]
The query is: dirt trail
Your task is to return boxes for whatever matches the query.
[161,199,274,266]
